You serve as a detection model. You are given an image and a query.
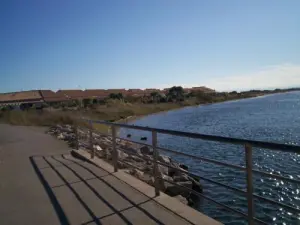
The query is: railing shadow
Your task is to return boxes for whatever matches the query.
[30,154,192,225]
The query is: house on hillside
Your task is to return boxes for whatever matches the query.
[40,90,70,105]
[106,89,127,95]
[84,89,109,99]
[56,90,85,100]
[0,90,44,110]
[127,89,144,97]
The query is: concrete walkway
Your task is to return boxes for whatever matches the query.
[0,124,221,225]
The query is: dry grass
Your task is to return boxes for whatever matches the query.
[0,101,188,133]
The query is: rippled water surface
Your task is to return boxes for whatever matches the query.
[119,92,300,224]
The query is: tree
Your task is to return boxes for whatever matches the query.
[150,92,161,103]
[167,86,184,102]
[82,98,92,108]
[109,93,123,100]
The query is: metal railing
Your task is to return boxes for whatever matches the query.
[75,119,300,225]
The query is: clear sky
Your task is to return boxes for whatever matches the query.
[1,0,300,92]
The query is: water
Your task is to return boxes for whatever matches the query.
[119,92,300,225]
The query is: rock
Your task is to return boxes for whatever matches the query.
[93,145,102,151]
[179,163,189,171]
[127,134,132,138]
[164,181,193,197]
[158,155,171,164]
[105,149,112,160]
[158,165,169,175]
[140,164,153,173]
[128,169,153,185]
[117,161,127,169]
[95,150,106,158]
[140,136,147,141]
[174,195,188,205]
[57,133,65,140]
[127,154,144,163]
[162,174,173,182]
[168,162,180,177]
[173,174,190,182]
[190,177,203,193]
[117,150,128,160]
[140,146,153,155]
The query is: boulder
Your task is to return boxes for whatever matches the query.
[57,133,65,140]
[127,154,144,163]
[179,163,189,171]
[140,146,153,155]
[162,174,173,182]
[93,145,102,151]
[158,155,171,164]
[105,149,112,160]
[164,181,192,197]
[158,165,169,175]
[173,174,190,182]
[174,195,188,205]
[128,169,153,185]
[190,177,203,193]
[117,150,128,160]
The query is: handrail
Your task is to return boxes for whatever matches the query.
[78,119,300,225]
[88,119,300,153]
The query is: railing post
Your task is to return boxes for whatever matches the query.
[152,130,160,197]
[74,124,79,150]
[112,125,118,172]
[89,121,94,159]
[245,144,254,225]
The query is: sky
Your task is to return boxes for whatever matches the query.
[1,0,300,92]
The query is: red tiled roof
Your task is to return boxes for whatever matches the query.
[40,90,69,102]
[0,91,42,103]
[56,90,85,99]
[84,89,109,98]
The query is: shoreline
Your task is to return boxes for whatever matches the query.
[113,92,277,125]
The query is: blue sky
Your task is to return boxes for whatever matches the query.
[1,0,300,92]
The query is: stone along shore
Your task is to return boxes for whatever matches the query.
[47,124,203,206]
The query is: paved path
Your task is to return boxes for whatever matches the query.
[0,124,200,225]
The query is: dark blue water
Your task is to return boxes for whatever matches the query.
[119,92,300,225]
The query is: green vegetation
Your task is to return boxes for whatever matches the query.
[0,86,295,132]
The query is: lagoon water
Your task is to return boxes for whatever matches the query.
[120,92,300,224]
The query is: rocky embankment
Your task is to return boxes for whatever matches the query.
[47,124,203,206]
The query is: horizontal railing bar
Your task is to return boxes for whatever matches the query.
[118,160,146,172]
[159,177,248,218]
[252,169,300,185]
[114,146,249,197]
[159,177,268,225]
[158,146,247,171]
[119,158,263,224]
[86,124,299,224]
[156,160,247,195]
[118,148,300,218]
[89,128,300,190]
[86,119,300,153]
[253,194,300,213]
[94,131,247,171]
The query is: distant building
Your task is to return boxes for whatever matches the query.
[40,90,69,103]
[83,89,109,99]
[0,90,43,108]
[56,90,85,99]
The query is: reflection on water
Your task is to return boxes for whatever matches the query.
[119,92,300,224]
